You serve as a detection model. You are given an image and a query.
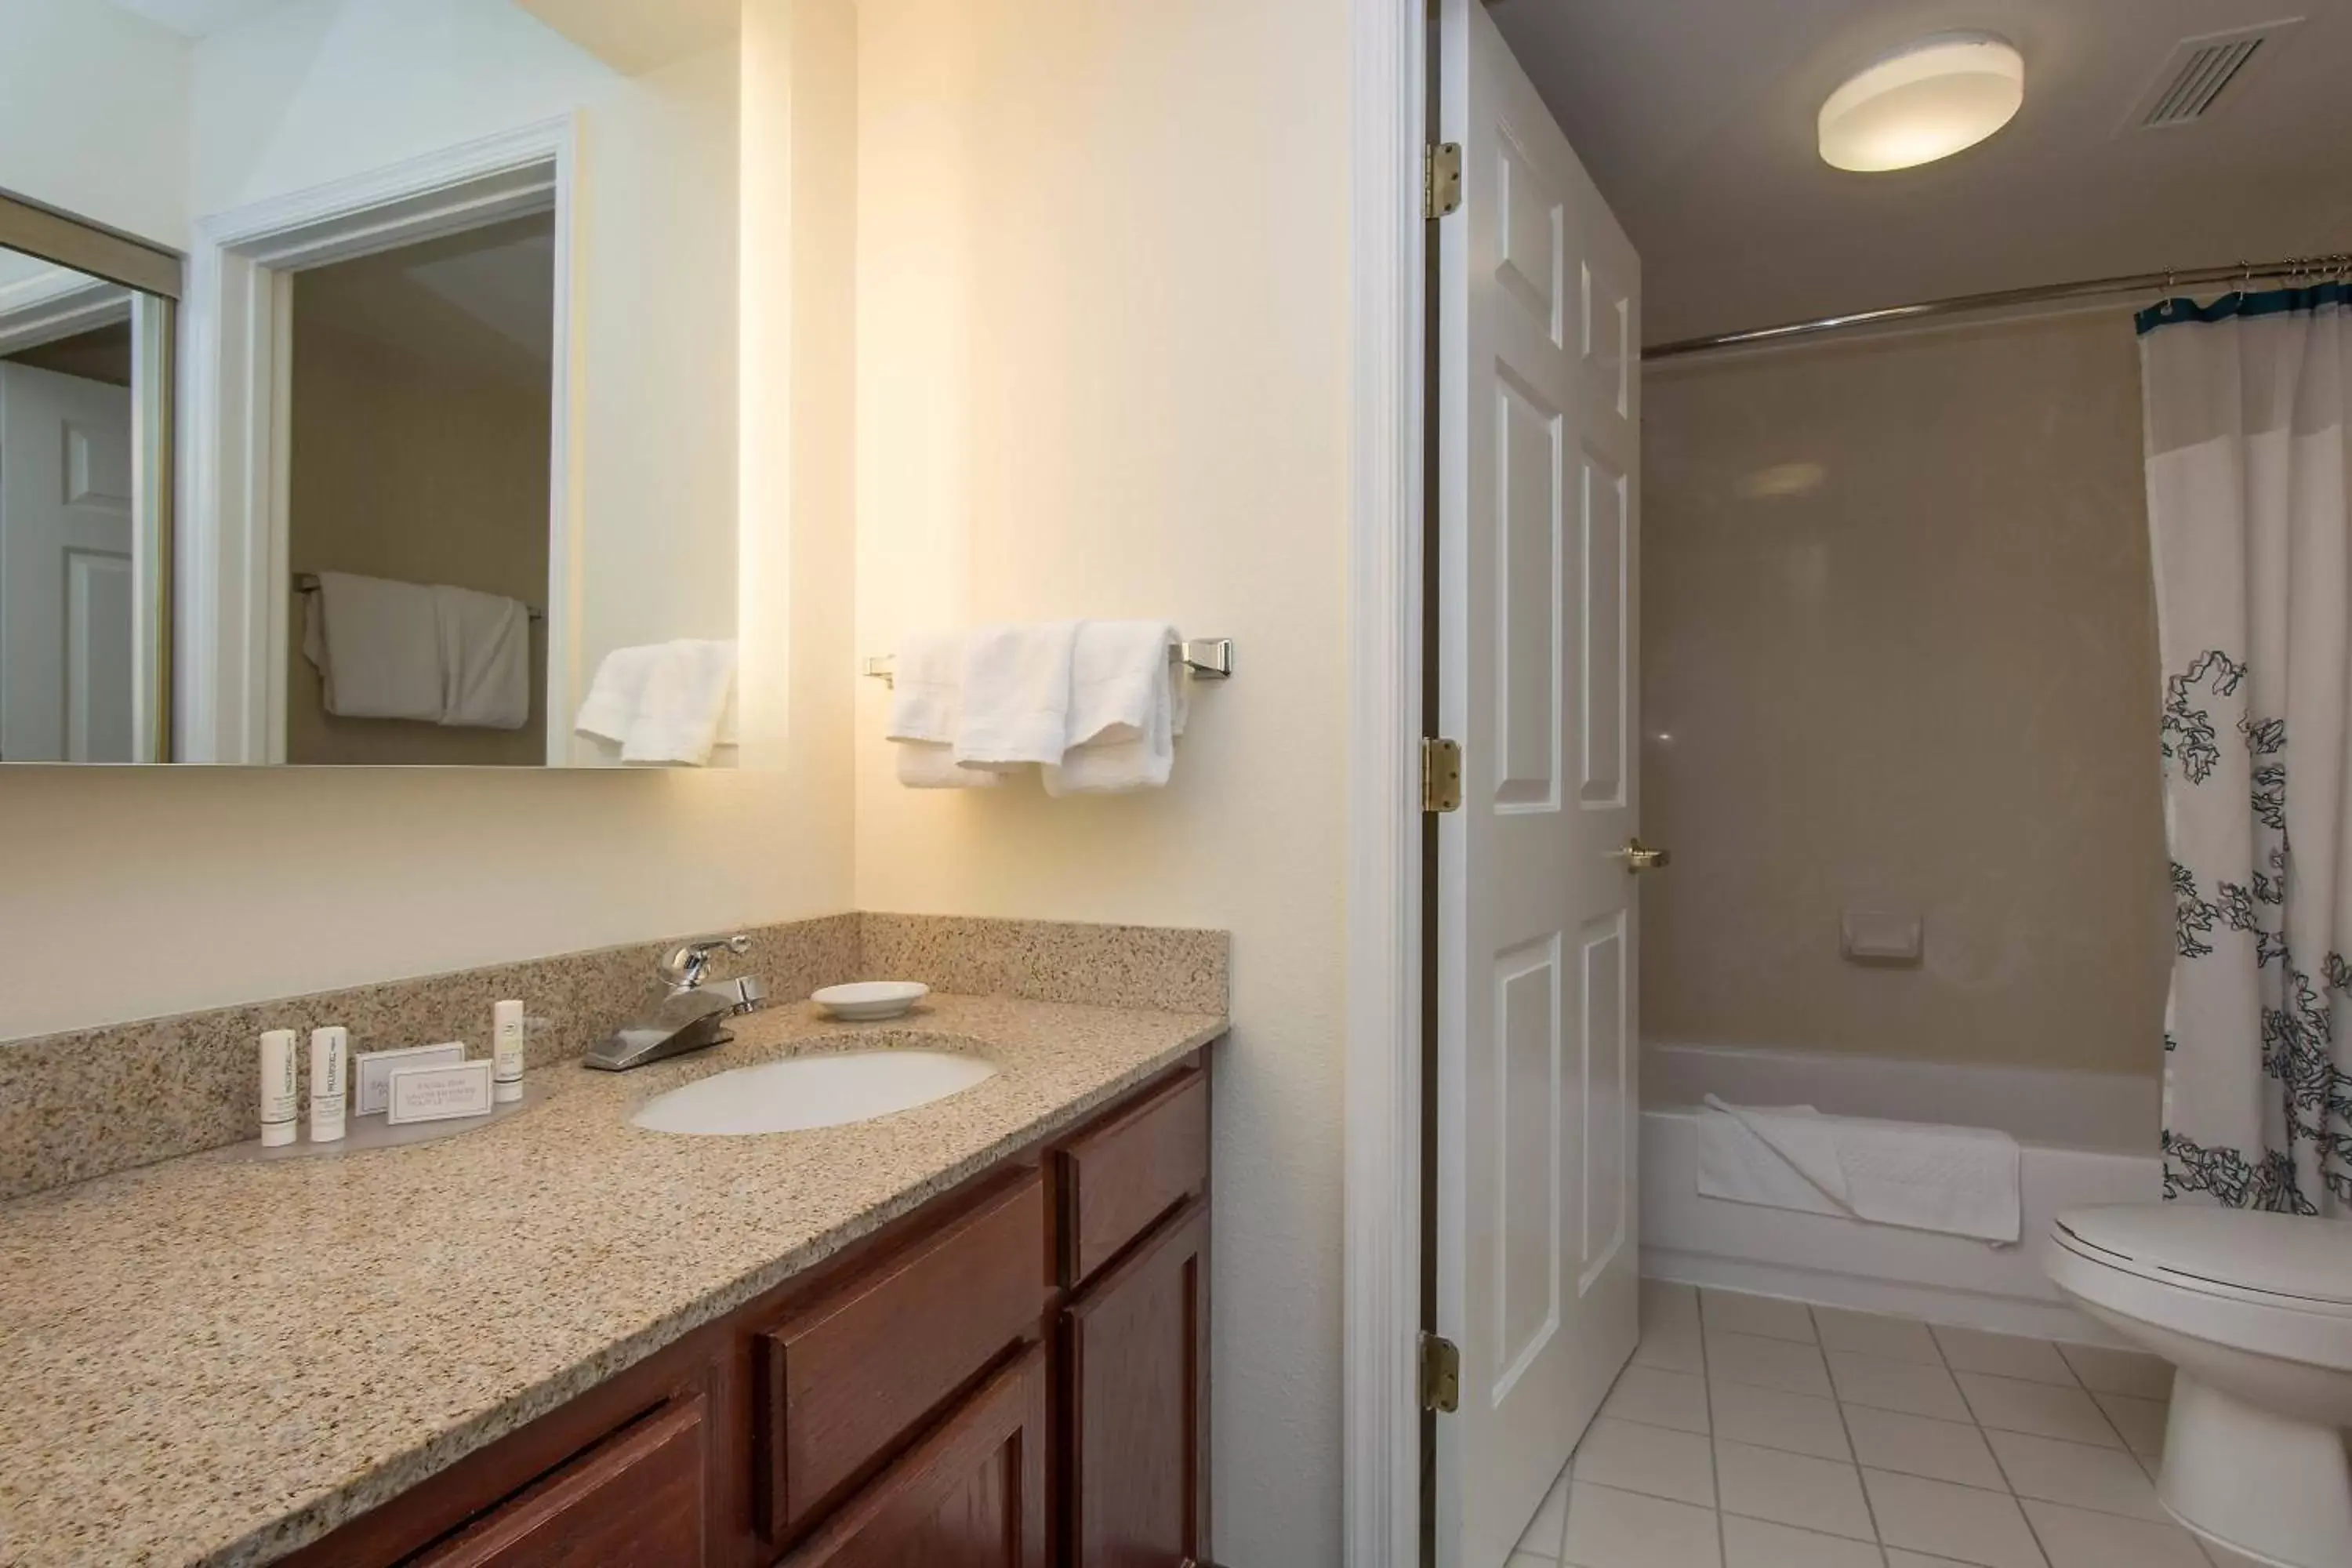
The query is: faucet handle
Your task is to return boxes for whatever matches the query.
[659,934,753,989]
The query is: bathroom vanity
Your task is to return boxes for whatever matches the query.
[0,987,1224,1568]
[291,1052,1210,1568]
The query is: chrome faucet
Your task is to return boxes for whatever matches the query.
[583,935,770,1072]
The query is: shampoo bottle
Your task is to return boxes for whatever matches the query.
[309,1026,349,1143]
[492,1000,525,1104]
[260,1029,299,1148]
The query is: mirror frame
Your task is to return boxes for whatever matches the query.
[0,187,180,763]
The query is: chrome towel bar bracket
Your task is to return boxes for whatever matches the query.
[862,637,1233,688]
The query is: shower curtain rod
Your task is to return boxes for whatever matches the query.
[1643,252,2351,361]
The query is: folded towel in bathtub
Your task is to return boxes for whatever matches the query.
[1697,1095,2022,1244]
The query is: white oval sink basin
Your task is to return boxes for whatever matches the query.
[632,1050,997,1137]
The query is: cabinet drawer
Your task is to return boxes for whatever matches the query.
[760,1169,1048,1541]
[1057,1067,1208,1284]
[408,1394,705,1568]
[779,1343,1050,1568]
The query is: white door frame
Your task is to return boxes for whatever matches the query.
[0,273,133,358]
[178,117,581,764]
[1343,0,1429,1565]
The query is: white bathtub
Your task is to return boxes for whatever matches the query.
[1640,1043,2163,1341]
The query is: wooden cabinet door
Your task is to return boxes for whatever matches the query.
[1065,1200,1209,1568]
[779,1345,1049,1568]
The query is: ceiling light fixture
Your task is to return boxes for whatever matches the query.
[1818,34,2024,172]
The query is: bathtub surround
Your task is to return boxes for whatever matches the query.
[2140,284,2352,1216]
[0,913,1225,1201]
[1642,311,2173,1076]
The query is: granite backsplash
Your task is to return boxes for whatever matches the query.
[0,913,1226,1201]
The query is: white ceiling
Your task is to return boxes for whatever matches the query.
[107,0,298,38]
[1493,0,2352,344]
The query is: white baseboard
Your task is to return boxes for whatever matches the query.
[1643,1246,2130,1346]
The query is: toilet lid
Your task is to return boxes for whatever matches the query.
[2054,1206,2352,1311]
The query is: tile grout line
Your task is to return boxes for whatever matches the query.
[1698,1294,1722,1566]
[1815,1302,1890,1554]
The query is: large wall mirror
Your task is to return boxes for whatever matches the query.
[0,0,744,767]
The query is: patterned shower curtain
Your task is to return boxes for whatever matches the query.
[2143,280,2352,1215]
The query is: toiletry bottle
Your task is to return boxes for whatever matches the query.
[260,1029,299,1148]
[492,1000,525,1104]
[310,1026,349,1143]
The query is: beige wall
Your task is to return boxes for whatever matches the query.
[0,11,855,1043]
[285,223,553,767]
[848,1,1352,1559]
[1642,311,2172,1077]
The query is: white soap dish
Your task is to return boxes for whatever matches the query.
[811,981,931,1022]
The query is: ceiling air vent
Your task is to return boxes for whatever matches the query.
[2124,18,2302,131]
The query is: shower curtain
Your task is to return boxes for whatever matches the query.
[2143,279,2352,1215]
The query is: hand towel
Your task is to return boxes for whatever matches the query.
[620,641,738,765]
[953,621,1080,771]
[433,584,531,730]
[1697,1095,2023,1244]
[299,571,445,723]
[885,630,1002,789]
[575,645,661,746]
[574,641,738,765]
[1043,622,1188,796]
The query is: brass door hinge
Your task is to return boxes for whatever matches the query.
[1420,1332,1461,1414]
[1425,142,1463,220]
[1421,737,1462,813]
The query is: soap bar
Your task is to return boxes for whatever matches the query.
[354,1042,468,1116]
[386,1060,495,1125]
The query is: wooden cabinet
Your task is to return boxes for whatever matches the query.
[412,1395,707,1568]
[758,1171,1049,1540]
[1054,1068,1209,1286]
[287,1052,1210,1568]
[777,1346,1050,1568]
[1065,1201,1210,1568]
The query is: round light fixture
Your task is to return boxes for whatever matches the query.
[1818,34,2024,172]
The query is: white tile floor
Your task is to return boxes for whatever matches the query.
[1505,1282,2263,1568]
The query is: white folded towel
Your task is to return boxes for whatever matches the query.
[300,571,445,723]
[953,621,1080,771]
[574,645,660,745]
[575,641,738,766]
[433,584,531,730]
[885,630,1002,789]
[1697,1095,2022,1245]
[1044,622,1187,796]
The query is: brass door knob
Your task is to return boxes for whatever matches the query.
[1615,837,1671,874]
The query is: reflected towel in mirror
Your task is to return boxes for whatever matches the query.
[575,641,738,766]
[300,570,528,729]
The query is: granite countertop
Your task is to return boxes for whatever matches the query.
[0,994,1225,1568]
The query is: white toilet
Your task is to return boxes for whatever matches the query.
[2045,1206,2352,1568]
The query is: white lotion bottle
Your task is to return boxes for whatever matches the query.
[260,1029,299,1147]
[492,1000,525,1104]
[309,1026,349,1143]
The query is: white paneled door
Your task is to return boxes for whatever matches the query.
[0,362,136,763]
[1434,2,1643,1564]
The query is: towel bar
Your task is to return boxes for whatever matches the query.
[295,572,546,624]
[862,637,1233,688]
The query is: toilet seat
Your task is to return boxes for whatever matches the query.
[2054,1206,2352,1312]
[2049,1206,2352,1373]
